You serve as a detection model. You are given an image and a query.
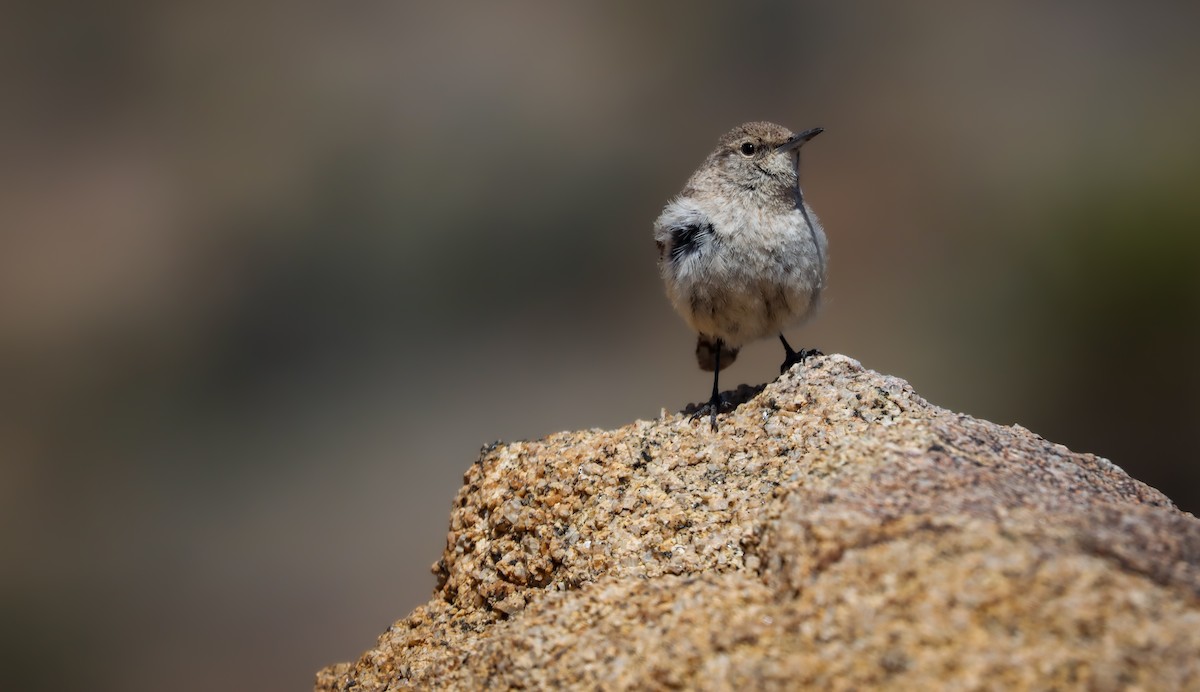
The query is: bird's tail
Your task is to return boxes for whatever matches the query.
[696,335,738,372]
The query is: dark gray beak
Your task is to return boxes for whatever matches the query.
[776,127,823,152]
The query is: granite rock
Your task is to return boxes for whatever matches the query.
[316,355,1200,690]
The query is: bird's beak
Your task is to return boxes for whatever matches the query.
[776,127,823,153]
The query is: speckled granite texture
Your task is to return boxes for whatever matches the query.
[317,355,1200,690]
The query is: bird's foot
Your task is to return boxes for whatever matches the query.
[780,347,823,374]
[687,392,735,431]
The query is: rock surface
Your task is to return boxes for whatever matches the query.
[316,355,1200,690]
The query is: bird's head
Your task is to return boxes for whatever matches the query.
[705,121,822,196]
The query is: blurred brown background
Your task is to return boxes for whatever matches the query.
[2,1,1198,690]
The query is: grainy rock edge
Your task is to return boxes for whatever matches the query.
[317,354,1200,691]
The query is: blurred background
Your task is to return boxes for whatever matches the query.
[2,1,1198,689]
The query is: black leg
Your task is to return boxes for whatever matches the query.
[779,334,822,374]
[708,345,721,430]
[690,338,727,431]
[779,334,797,362]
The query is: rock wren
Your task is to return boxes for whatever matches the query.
[654,121,827,430]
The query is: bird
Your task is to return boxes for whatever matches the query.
[654,121,828,430]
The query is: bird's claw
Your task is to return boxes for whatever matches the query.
[780,347,823,374]
[688,393,734,431]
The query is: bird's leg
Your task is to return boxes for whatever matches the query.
[690,339,727,431]
[707,351,721,430]
[779,334,822,374]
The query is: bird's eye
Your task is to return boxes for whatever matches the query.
[740,142,756,156]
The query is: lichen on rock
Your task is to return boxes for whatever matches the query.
[317,355,1200,690]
